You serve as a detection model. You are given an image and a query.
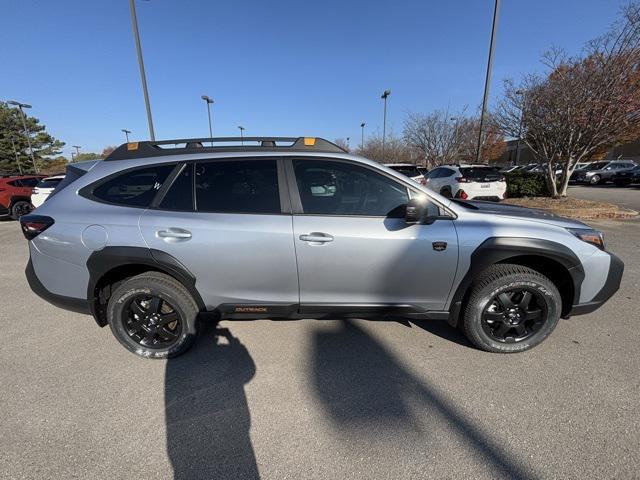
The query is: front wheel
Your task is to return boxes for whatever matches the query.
[589,174,601,185]
[461,264,561,353]
[107,272,199,358]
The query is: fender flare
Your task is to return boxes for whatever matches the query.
[447,237,585,326]
[86,246,206,326]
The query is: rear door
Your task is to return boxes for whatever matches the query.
[288,158,458,311]
[139,158,299,311]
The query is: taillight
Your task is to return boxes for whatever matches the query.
[32,188,39,194]
[420,178,427,185]
[20,214,54,240]
[455,177,470,183]
[456,189,469,199]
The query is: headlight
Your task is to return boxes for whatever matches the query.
[567,228,605,250]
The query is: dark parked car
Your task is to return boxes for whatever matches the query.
[571,160,637,185]
[613,165,640,186]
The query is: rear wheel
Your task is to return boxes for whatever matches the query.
[461,264,561,353]
[11,200,31,220]
[440,187,452,198]
[107,272,199,358]
[589,174,601,185]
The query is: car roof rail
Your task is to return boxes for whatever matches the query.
[104,136,347,161]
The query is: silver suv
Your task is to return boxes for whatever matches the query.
[22,137,623,358]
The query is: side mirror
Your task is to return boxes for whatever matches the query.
[405,197,427,224]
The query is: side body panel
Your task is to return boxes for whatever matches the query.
[292,216,459,311]
[139,210,299,309]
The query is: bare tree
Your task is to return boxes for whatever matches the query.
[403,109,505,167]
[494,3,640,197]
[354,131,419,164]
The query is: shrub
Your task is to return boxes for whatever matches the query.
[504,172,550,198]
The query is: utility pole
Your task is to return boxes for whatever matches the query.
[122,129,132,142]
[72,145,81,157]
[238,126,245,145]
[381,90,391,161]
[514,90,526,166]
[475,0,501,163]
[129,0,155,140]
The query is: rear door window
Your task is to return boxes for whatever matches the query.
[194,159,280,214]
[90,164,175,207]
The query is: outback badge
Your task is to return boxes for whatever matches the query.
[432,241,447,252]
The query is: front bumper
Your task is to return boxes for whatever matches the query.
[569,252,624,316]
[26,259,91,315]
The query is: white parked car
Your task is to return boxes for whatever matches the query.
[425,165,506,201]
[31,175,65,208]
[383,163,427,185]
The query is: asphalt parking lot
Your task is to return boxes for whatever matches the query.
[569,184,640,212]
[1,213,639,479]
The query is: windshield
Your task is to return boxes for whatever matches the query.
[37,178,63,189]
[387,165,421,177]
[584,162,609,171]
[459,167,502,181]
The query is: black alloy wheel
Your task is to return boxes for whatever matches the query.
[481,288,547,343]
[123,294,183,349]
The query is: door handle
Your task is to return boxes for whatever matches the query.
[157,228,192,240]
[299,232,334,243]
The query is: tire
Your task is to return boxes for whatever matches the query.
[589,174,601,185]
[461,264,561,353]
[107,271,199,359]
[11,200,32,220]
[440,187,452,198]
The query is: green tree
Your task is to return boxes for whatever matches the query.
[0,101,65,174]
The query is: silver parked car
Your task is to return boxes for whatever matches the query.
[571,160,637,185]
[22,137,623,358]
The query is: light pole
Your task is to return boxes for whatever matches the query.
[9,136,23,175]
[201,95,214,143]
[360,122,365,150]
[346,137,350,151]
[121,129,132,142]
[7,100,38,173]
[238,126,245,144]
[129,0,155,141]
[71,152,76,162]
[475,0,501,163]
[381,90,391,162]
[514,89,526,166]
[72,145,81,158]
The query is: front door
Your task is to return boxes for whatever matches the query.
[139,159,299,310]
[288,158,458,312]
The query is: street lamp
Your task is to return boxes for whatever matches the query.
[121,129,132,142]
[360,122,366,150]
[381,90,391,162]
[201,95,214,142]
[7,100,38,173]
[238,126,245,144]
[9,136,23,175]
[72,145,81,159]
[129,0,155,141]
[476,0,501,163]
[71,151,76,162]
[514,89,526,166]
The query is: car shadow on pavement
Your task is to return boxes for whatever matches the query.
[165,321,260,480]
[311,319,537,480]
[408,318,474,348]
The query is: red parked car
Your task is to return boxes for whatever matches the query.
[0,175,45,220]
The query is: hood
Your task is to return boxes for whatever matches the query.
[451,199,590,228]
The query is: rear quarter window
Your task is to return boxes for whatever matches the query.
[85,164,175,207]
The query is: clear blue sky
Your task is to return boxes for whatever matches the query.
[0,0,627,157]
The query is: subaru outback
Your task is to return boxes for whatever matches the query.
[22,137,623,358]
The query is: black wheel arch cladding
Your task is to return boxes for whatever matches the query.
[86,246,205,326]
[448,237,584,327]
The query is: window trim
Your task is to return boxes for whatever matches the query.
[285,156,454,219]
[151,156,291,216]
[79,163,180,209]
